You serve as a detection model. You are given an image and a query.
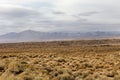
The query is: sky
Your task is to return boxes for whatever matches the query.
[0,0,120,34]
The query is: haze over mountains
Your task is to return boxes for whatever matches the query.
[0,30,120,43]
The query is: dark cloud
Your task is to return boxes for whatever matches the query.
[52,11,66,15]
[77,11,99,17]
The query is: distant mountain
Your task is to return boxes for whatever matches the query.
[0,30,120,43]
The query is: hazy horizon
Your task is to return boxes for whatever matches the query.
[0,0,120,35]
[1,29,120,35]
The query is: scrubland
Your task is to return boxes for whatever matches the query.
[0,39,120,80]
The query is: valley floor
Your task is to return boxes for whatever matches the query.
[0,39,120,80]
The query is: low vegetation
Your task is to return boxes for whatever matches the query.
[0,39,120,80]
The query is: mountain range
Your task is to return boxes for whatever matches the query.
[0,30,120,43]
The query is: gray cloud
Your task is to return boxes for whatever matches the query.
[0,0,120,34]
[78,11,99,16]
[52,11,66,15]
[0,5,87,32]
[0,7,41,19]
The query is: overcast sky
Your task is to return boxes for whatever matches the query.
[0,0,120,34]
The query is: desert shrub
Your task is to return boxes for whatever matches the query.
[82,62,93,68]
[23,76,34,80]
[55,57,66,62]
[0,62,5,72]
[20,61,28,65]
[106,71,117,78]
[1,55,8,58]
[7,61,27,75]
[73,70,92,79]
[0,60,10,73]
[44,67,53,74]
[50,67,73,80]
[56,73,74,80]
[73,70,83,77]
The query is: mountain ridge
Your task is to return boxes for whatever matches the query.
[0,30,120,43]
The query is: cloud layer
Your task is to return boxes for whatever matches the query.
[0,0,120,34]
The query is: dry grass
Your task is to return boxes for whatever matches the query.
[0,39,120,80]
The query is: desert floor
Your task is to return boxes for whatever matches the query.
[0,39,120,80]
